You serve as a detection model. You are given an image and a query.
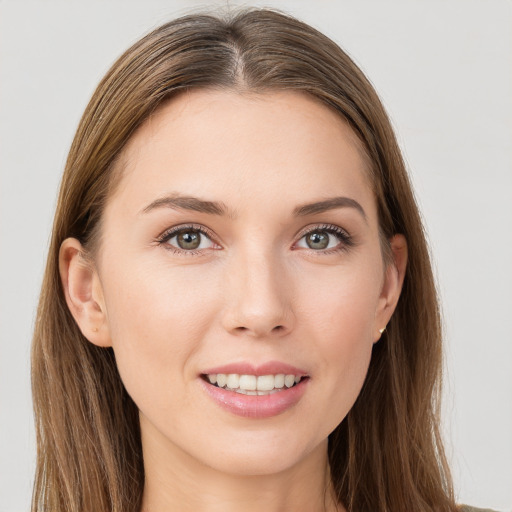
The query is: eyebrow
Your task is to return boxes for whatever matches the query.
[141,194,367,222]
[293,196,367,221]
[141,194,230,216]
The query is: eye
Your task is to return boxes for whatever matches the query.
[295,225,352,252]
[157,225,219,253]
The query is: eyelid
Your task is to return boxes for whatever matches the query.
[155,222,353,255]
[155,223,221,254]
[293,223,354,252]
[294,223,350,239]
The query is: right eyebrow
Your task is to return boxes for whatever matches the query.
[141,194,233,217]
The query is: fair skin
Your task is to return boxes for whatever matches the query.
[60,90,407,512]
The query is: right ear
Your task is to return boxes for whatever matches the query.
[59,238,112,347]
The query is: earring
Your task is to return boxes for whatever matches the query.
[379,326,386,334]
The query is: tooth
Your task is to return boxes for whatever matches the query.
[211,372,303,392]
[226,374,239,389]
[257,375,275,391]
[239,374,257,390]
[274,374,285,388]
[257,391,268,396]
[284,374,295,388]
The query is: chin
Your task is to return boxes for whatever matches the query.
[208,451,306,477]
[197,429,327,477]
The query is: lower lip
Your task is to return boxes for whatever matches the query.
[200,378,309,419]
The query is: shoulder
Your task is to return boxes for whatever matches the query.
[459,506,500,512]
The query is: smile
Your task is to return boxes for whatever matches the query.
[200,364,310,418]
[204,373,305,395]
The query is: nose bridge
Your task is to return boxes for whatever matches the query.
[222,241,294,338]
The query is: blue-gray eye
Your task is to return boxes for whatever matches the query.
[167,228,214,251]
[296,227,349,251]
[177,230,201,250]
[305,231,330,249]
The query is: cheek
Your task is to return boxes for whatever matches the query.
[298,262,381,421]
[300,258,381,346]
[100,258,221,408]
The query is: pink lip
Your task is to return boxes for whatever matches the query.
[200,377,309,419]
[199,361,309,419]
[201,361,308,377]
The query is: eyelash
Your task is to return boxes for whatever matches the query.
[155,223,354,256]
[297,224,354,255]
[156,224,218,256]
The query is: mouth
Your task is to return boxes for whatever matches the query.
[201,373,308,396]
[199,362,310,418]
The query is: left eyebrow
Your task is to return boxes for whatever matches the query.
[293,196,367,223]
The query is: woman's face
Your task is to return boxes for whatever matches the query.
[80,90,402,476]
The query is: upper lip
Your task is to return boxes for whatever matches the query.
[201,361,308,377]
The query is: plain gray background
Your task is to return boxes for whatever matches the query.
[1,1,511,511]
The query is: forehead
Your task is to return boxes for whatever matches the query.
[108,89,376,221]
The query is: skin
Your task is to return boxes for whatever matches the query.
[60,90,407,512]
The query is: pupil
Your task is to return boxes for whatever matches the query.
[177,230,201,250]
[307,231,329,250]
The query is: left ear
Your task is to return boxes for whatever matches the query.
[373,234,408,342]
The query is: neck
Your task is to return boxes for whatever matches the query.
[139,417,343,512]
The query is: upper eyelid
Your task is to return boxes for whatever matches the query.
[295,223,349,237]
[158,223,349,241]
[157,222,351,253]
[157,223,217,242]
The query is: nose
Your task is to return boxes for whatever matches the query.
[221,248,295,339]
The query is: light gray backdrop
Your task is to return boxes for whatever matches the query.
[1,1,511,511]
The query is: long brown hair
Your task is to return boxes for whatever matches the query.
[32,8,456,512]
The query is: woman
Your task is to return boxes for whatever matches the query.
[31,8,491,512]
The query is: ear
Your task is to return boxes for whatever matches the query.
[59,237,112,347]
[373,234,408,342]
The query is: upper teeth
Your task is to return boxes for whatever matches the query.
[207,373,302,394]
